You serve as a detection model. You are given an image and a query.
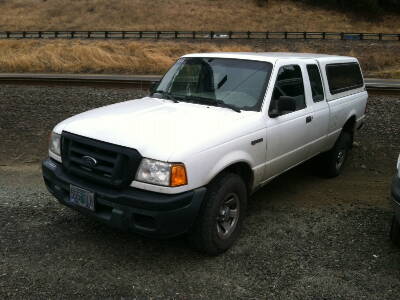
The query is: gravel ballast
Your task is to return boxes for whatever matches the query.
[0,84,400,299]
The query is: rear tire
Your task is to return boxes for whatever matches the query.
[188,173,247,256]
[323,132,352,178]
[390,216,400,246]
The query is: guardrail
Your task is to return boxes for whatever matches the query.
[0,74,399,93]
[1,30,400,41]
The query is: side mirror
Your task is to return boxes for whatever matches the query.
[269,96,297,118]
[149,81,159,93]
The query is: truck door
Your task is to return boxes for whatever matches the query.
[303,62,330,156]
[264,62,314,179]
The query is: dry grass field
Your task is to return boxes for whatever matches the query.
[0,0,399,77]
[0,39,399,78]
[0,0,399,32]
[0,40,253,74]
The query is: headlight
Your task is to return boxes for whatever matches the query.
[136,158,187,187]
[49,132,61,156]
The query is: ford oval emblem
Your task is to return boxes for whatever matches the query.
[82,156,97,168]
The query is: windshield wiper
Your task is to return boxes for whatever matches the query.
[181,95,241,113]
[150,90,179,103]
[217,75,228,89]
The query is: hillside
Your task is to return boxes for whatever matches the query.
[0,0,399,32]
[0,0,399,78]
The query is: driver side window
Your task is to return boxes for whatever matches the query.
[269,65,306,116]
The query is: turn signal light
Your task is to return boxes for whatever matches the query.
[170,164,188,187]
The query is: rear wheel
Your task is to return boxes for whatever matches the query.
[323,132,352,178]
[390,216,400,246]
[188,173,247,256]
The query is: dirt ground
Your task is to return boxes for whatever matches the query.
[0,84,400,299]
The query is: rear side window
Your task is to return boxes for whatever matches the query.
[326,63,363,95]
[307,64,324,102]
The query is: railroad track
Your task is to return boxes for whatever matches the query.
[0,73,399,93]
[0,73,161,89]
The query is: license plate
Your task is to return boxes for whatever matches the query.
[69,185,95,211]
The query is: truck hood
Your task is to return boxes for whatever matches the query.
[54,97,262,162]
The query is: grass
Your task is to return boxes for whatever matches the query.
[0,0,399,33]
[0,0,398,78]
[0,39,398,78]
[0,40,252,74]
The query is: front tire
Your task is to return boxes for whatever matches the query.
[390,216,400,246]
[188,173,247,255]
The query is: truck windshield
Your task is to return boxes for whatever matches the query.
[154,57,273,112]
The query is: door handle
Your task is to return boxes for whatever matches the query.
[306,116,313,123]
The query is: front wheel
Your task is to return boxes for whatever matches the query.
[390,216,400,246]
[188,173,247,255]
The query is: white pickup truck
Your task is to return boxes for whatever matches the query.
[42,52,367,255]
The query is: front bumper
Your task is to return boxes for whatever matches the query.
[42,158,206,238]
[391,175,400,222]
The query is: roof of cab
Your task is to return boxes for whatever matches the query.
[183,52,356,63]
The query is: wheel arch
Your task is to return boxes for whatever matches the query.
[343,115,356,136]
[208,160,255,196]
[342,114,357,146]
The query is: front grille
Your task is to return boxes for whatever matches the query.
[61,132,142,188]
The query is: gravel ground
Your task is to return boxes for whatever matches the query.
[0,84,148,164]
[1,84,400,299]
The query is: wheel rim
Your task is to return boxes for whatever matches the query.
[216,193,240,239]
[336,149,346,171]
